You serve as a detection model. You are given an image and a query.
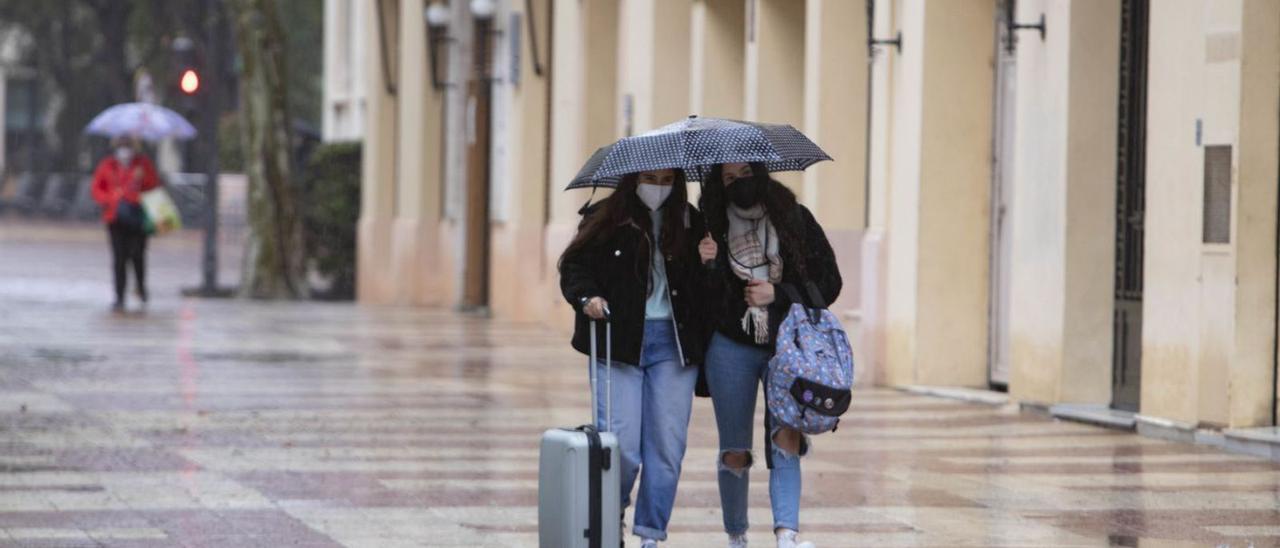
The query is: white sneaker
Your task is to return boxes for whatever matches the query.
[728,533,749,548]
[639,539,658,548]
[776,528,815,548]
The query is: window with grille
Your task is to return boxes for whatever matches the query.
[1202,145,1232,244]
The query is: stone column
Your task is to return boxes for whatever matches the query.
[1140,1,1225,429]
[859,0,896,387]
[689,0,745,119]
[1007,0,1118,406]
[489,0,554,322]
[1231,0,1279,427]
[744,0,806,189]
[357,0,400,303]
[882,0,994,388]
[617,0,691,134]
[1140,0,1269,430]
[321,0,341,140]
[390,0,447,306]
[544,0,620,331]
[803,0,867,327]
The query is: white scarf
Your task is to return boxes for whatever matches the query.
[727,205,782,343]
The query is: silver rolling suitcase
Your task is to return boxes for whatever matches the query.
[539,319,622,548]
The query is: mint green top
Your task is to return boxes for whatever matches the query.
[645,208,671,320]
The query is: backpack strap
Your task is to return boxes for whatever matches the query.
[803,280,828,310]
[779,283,820,324]
[780,283,805,307]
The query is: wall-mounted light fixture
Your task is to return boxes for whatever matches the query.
[470,0,505,83]
[869,30,902,56]
[1004,0,1046,53]
[865,0,902,58]
[426,0,544,88]
[470,0,496,20]
[424,1,455,91]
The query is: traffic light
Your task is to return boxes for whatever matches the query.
[171,37,201,98]
[169,36,202,172]
[180,68,200,95]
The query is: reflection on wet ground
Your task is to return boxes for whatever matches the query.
[0,221,1277,547]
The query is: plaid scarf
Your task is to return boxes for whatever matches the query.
[727,205,782,343]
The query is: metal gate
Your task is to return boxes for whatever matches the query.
[1112,0,1149,412]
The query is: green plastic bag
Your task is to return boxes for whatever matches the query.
[140,187,182,235]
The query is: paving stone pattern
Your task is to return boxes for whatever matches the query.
[0,221,1276,547]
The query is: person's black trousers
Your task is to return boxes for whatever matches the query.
[107,221,148,304]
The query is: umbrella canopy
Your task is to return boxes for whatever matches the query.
[85,102,197,141]
[566,115,831,189]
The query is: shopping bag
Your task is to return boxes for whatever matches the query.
[140,187,182,235]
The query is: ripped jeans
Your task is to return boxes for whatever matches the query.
[705,332,806,535]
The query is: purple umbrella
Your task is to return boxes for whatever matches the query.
[85,102,197,141]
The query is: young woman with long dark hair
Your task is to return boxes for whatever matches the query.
[559,168,718,547]
[699,162,841,548]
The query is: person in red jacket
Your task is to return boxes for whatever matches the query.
[91,136,160,311]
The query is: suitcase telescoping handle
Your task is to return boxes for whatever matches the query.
[584,308,612,548]
[588,307,612,433]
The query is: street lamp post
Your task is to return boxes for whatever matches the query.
[181,0,229,298]
[200,0,221,295]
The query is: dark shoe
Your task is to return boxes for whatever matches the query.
[111,301,125,313]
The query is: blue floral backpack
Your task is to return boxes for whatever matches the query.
[766,282,854,435]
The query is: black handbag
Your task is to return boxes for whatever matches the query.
[115,200,146,230]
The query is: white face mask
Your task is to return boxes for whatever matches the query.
[114,147,134,165]
[636,183,673,211]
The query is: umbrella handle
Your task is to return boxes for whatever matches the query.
[700,230,717,270]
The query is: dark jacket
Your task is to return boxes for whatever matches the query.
[559,202,711,368]
[704,204,842,350]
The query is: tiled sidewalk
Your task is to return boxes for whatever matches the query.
[1,222,1278,547]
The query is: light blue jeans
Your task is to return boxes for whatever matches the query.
[705,331,805,535]
[592,320,697,541]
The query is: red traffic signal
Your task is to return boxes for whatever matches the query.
[180,69,200,95]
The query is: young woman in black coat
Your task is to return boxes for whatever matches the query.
[698,162,841,548]
[559,168,718,547]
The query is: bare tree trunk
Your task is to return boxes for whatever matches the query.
[230,0,306,299]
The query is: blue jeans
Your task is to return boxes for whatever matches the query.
[592,320,697,541]
[705,332,805,535]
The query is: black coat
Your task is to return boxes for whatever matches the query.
[559,204,711,368]
[704,204,842,350]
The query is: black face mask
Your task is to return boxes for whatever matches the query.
[726,178,763,209]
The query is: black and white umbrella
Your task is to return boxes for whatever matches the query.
[566,115,832,189]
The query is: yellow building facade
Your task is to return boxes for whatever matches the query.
[338,0,1280,454]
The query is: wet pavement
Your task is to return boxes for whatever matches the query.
[1,220,1278,547]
